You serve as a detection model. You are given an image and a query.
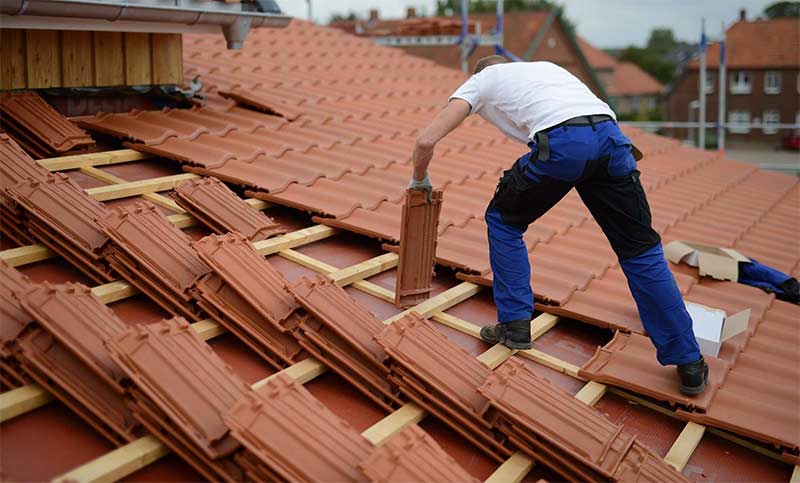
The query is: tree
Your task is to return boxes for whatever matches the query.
[764,1,800,18]
[436,0,561,15]
[618,28,688,85]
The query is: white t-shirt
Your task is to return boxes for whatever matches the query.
[449,61,616,144]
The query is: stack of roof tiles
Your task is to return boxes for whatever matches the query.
[98,200,211,321]
[192,233,305,370]
[0,134,51,245]
[0,260,34,388]
[0,91,94,158]
[11,282,138,444]
[289,274,402,410]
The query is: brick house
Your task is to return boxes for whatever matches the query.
[667,13,800,144]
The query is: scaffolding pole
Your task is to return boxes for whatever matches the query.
[717,22,727,155]
[698,18,707,150]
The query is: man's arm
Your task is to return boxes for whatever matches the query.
[411,98,471,181]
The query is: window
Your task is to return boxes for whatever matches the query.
[764,71,781,94]
[647,96,656,111]
[729,110,751,133]
[762,110,780,134]
[704,72,714,94]
[630,96,640,112]
[730,71,752,94]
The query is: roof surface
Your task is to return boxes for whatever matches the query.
[0,18,798,483]
[688,17,800,69]
[607,61,665,96]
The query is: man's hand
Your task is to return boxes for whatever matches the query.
[408,174,433,202]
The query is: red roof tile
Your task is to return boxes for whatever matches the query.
[225,374,373,481]
[0,91,94,158]
[607,62,664,96]
[173,177,284,241]
[359,424,481,483]
[395,189,443,308]
[689,18,800,69]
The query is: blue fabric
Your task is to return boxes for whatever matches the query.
[619,244,701,365]
[486,209,533,322]
[739,259,792,294]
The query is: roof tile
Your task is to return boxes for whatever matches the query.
[174,177,284,241]
[359,425,480,483]
[225,374,373,481]
[395,190,443,308]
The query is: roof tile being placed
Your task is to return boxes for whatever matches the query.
[374,313,508,460]
[225,374,373,482]
[394,189,443,308]
[221,88,307,120]
[174,177,284,241]
[99,200,211,320]
[290,274,401,410]
[0,91,94,158]
[15,282,139,442]
[7,174,114,283]
[358,424,480,483]
[107,317,251,461]
[479,358,685,482]
[579,331,730,411]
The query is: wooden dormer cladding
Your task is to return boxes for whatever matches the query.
[0,29,182,89]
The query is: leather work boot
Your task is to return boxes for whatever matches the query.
[677,357,709,395]
[480,319,532,350]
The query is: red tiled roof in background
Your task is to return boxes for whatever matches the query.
[689,17,800,68]
[607,62,665,96]
[577,36,617,70]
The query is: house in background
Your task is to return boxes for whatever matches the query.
[667,10,800,145]
[331,9,608,99]
[331,9,665,118]
[578,38,665,118]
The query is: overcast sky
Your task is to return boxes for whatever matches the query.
[278,0,778,48]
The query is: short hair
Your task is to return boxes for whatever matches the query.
[473,55,510,74]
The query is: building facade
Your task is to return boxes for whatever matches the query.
[667,14,800,145]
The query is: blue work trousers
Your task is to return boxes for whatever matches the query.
[486,120,701,366]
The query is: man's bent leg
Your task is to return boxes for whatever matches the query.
[486,209,533,323]
[619,244,701,365]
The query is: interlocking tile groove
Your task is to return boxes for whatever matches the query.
[579,331,730,411]
[174,177,284,241]
[99,200,211,320]
[289,274,401,410]
[358,424,480,483]
[394,189,443,308]
[0,260,33,387]
[224,373,373,482]
[0,91,94,157]
[374,313,509,461]
[7,174,114,283]
[15,282,139,442]
[479,358,638,482]
[107,317,252,461]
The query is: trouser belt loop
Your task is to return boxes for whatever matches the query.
[589,115,596,131]
[535,131,550,162]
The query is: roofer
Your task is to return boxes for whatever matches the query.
[408,56,709,395]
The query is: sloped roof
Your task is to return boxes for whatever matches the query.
[689,17,800,69]
[607,61,665,96]
[0,19,798,483]
[577,36,617,70]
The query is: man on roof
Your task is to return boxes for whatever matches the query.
[408,56,708,395]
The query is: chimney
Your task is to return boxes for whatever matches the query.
[369,9,379,22]
[407,7,417,18]
[739,8,746,21]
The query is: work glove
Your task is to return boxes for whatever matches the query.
[408,175,433,202]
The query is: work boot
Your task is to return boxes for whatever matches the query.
[677,357,708,395]
[480,319,532,350]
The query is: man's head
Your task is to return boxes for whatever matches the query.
[473,55,510,74]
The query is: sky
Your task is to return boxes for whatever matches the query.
[278,0,778,48]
